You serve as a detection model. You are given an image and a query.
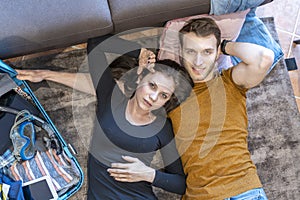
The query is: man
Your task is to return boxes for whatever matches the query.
[168,18,274,199]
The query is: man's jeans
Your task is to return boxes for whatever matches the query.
[231,8,284,73]
[210,1,284,74]
[210,0,265,15]
[224,188,268,200]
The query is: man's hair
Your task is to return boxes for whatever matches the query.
[179,17,221,48]
[109,55,193,113]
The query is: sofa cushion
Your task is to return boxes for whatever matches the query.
[109,0,210,33]
[0,0,113,59]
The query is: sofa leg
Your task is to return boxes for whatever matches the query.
[285,57,298,71]
[293,39,300,45]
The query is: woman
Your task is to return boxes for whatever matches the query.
[16,54,193,200]
[88,54,193,199]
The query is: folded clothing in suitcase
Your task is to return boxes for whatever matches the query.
[0,60,83,199]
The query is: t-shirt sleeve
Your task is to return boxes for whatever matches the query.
[222,68,248,95]
[152,118,186,195]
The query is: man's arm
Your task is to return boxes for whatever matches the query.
[224,41,275,89]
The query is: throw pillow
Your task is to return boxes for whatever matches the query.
[158,9,249,70]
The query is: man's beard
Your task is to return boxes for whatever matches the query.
[180,56,219,83]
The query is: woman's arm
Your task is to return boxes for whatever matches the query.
[107,155,186,195]
[151,121,186,195]
[16,70,95,95]
[16,46,155,95]
[107,120,186,195]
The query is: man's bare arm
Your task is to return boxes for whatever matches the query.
[224,41,275,89]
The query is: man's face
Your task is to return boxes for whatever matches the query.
[181,32,219,83]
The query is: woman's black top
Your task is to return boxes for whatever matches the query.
[87,58,186,199]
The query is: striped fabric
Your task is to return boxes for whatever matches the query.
[0,149,16,169]
[6,149,80,194]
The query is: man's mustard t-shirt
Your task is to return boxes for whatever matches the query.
[169,68,262,200]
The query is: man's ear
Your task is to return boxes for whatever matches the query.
[217,45,221,59]
[179,43,183,57]
[178,44,184,65]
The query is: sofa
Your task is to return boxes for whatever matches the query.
[0,0,272,59]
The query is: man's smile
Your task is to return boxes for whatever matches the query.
[192,67,205,75]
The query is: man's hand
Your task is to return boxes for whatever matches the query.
[107,156,156,183]
[137,48,156,75]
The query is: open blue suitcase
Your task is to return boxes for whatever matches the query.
[0,59,83,199]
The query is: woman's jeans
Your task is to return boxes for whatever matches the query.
[224,188,268,200]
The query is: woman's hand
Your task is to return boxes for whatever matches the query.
[137,48,156,75]
[16,69,49,83]
[107,156,156,183]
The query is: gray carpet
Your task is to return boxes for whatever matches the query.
[10,17,300,199]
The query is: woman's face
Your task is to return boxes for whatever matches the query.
[134,71,175,112]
